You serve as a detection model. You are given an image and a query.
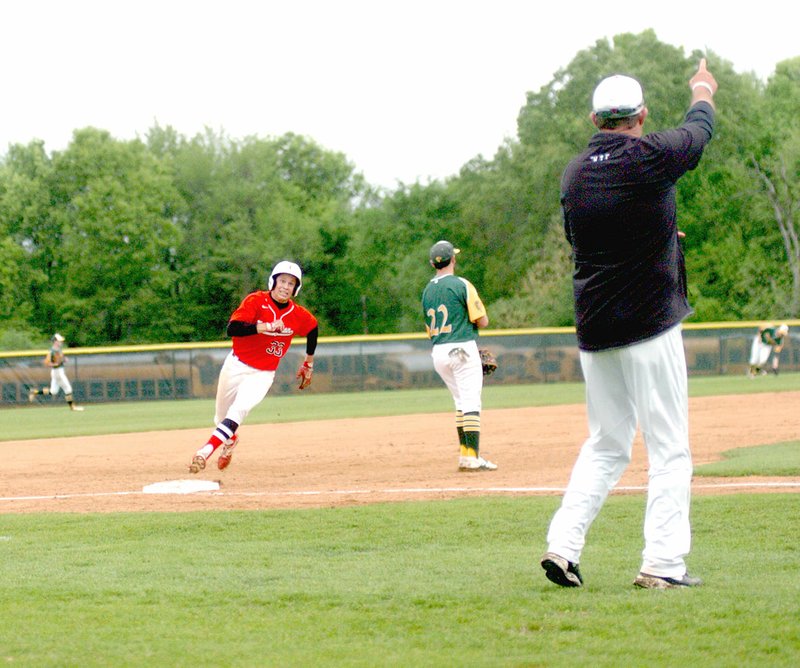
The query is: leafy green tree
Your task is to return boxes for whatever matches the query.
[0,141,58,332]
[748,58,800,316]
[0,236,45,327]
[47,128,185,344]
[351,181,466,333]
[151,127,366,338]
[487,216,574,327]
[4,31,800,344]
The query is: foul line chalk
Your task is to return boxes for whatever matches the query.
[2,480,800,504]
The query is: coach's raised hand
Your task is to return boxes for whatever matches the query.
[689,58,717,107]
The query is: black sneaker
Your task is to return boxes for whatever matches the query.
[541,552,583,587]
[634,572,702,589]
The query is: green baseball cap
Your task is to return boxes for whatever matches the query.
[429,240,460,267]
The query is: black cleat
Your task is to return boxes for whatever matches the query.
[634,572,702,589]
[541,552,583,587]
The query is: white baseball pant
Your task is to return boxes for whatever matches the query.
[749,335,772,368]
[214,352,276,426]
[546,325,693,578]
[49,367,73,396]
[431,339,483,413]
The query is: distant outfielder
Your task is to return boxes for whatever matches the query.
[422,240,497,472]
[189,260,318,473]
[748,323,789,376]
[28,333,85,411]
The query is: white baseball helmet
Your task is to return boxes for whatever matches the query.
[268,260,303,295]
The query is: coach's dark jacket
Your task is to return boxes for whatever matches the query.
[561,101,714,351]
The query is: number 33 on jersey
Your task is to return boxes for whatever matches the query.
[230,291,317,371]
[422,275,487,344]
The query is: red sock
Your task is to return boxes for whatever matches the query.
[207,434,223,454]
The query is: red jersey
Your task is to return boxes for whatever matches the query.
[229,291,317,371]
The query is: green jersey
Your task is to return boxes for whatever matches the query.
[422,274,487,345]
[47,345,65,368]
[760,327,785,347]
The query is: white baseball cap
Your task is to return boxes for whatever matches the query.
[53,333,65,342]
[592,75,644,119]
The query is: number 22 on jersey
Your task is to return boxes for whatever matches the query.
[426,304,453,337]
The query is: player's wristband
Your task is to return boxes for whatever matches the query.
[691,81,714,94]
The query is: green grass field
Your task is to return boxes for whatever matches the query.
[3,372,798,441]
[1,496,799,666]
[1,374,799,665]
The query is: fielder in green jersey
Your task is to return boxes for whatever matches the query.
[422,240,497,472]
[28,333,85,411]
[748,323,789,376]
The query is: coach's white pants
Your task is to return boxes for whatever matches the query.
[431,340,482,413]
[546,326,693,578]
[214,353,276,426]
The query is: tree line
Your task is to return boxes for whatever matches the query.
[2,30,799,349]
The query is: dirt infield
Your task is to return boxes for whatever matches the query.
[2,392,799,514]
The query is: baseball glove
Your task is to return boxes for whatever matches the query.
[296,361,314,390]
[479,348,497,376]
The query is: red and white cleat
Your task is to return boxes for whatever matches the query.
[217,434,239,471]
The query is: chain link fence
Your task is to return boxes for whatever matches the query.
[2,324,797,406]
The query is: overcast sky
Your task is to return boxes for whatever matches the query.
[1,1,797,188]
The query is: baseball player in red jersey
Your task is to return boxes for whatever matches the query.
[189,261,318,473]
